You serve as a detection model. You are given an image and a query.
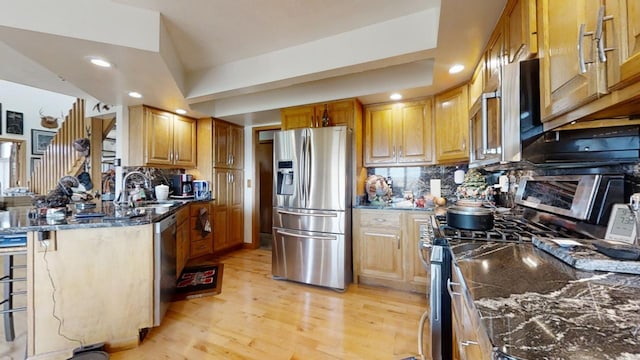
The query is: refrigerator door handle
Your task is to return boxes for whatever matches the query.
[306,132,312,202]
[277,209,337,217]
[276,229,336,240]
[300,133,307,207]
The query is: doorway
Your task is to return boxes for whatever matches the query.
[252,126,279,250]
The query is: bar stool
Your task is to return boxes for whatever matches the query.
[0,233,27,342]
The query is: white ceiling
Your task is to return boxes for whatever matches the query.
[0,0,506,126]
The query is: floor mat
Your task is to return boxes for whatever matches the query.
[174,264,223,301]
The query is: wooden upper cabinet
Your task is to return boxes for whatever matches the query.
[468,60,485,107]
[538,0,604,122]
[435,85,469,164]
[398,100,434,164]
[281,99,361,130]
[617,0,640,86]
[485,21,505,91]
[281,106,316,129]
[129,105,197,168]
[173,115,197,167]
[213,119,243,169]
[145,108,174,166]
[364,104,395,165]
[603,0,640,89]
[505,0,538,63]
[364,99,433,166]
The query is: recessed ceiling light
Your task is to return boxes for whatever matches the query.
[128,91,142,98]
[449,64,464,74]
[390,93,402,100]
[89,58,112,68]
[176,109,187,115]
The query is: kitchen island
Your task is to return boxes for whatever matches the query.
[0,202,187,360]
[450,240,640,359]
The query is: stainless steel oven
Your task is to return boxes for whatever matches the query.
[153,213,177,326]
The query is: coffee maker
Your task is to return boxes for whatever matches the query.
[171,174,194,197]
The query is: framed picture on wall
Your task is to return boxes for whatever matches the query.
[6,110,24,135]
[31,129,55,155]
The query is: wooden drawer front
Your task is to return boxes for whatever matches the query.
[177,206,190,225]
[190,238,213,258]
[358,211,401,229]
[190,202,210,217]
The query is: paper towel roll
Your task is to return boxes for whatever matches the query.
[430,179,441,198]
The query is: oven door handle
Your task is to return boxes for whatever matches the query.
[430,265,441,322]
[418,240,431,268]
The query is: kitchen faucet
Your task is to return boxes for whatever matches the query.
[114,170,151,207]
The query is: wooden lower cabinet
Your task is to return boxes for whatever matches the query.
[189,202,214,258]
[213,169,244,252]
[353,209,430,293]
[176,206,190,277]
[357,210,403,282]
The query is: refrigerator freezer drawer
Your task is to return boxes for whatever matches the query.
[273,208,345,234]
[272,227,348,290]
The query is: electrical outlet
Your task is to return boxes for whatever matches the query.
[37,231,57,252]
[247,179,252,188]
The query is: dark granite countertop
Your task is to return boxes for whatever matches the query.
[450,240,640,359]
[0,200,205,234]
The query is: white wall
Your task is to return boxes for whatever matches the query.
[0,80,77,177]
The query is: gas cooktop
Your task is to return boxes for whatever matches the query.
[436,209,595,243]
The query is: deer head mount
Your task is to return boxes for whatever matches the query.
[92,102,112,113]
[39,109,61,129]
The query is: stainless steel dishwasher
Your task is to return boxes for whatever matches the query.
[154,213,177,326]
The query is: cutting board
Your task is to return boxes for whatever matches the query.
[533,236,640,275]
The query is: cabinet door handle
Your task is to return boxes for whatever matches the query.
[398,146,403,158]
[175,151,179,162]
[447,279,461,296]
[230,154,234,165]
[595,5,614,63]
[461,138,466,151]
[460,340,479,347]
[396,235,401,250]
[392,146,396,158]
[578,23,594,74]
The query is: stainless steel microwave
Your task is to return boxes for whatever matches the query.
[469,58,543,168]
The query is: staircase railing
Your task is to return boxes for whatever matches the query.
[29,98,86,195]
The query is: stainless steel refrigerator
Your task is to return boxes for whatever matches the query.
[272,126,352,290]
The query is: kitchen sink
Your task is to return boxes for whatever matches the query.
[134,201,183,214]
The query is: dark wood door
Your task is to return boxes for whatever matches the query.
[257,140,273,234]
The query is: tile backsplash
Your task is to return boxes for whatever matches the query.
[365,164,468,204]
[364,161,640,207]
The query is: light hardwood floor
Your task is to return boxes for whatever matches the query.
[112,249,429,360]
[1,249,429,359]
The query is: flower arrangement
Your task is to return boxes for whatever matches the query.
[365,175,392,204]
[455,169,489,203]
